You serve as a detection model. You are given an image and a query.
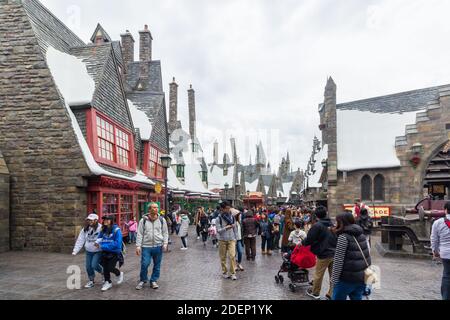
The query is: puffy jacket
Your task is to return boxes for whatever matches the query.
[136,214,169,248]
[96,224,122,254]
[72,224,102,254]
[242,213,259,238]
[302,218,337,259]
[356,213,373,236]
[331,224,371,285]
[178,215,190,238]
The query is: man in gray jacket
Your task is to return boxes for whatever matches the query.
[216,201,238,280]
[135,202,169,290]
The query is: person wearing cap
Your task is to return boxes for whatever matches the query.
[72,213,103,289]
[95,216,124,292]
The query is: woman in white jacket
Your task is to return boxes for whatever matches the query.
[178,210,190,250]
[72,214,103,288]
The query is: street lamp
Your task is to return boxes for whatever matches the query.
[224,183,229,202]
[160,154,172,215]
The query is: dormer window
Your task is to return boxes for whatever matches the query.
[176,165,185,178]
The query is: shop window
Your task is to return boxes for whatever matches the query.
[361,175,372,201]
[374,174,385,201]
[102,193,119,224]
[120,195,133,232]
[148,145,163,179]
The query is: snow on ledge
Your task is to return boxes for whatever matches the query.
[128,99,152,141]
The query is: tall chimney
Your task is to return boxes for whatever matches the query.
[213,140,219,164]
[120,30,134,72]
[139,24,152,62]
[168,77,179,134]
[188,84,196,139]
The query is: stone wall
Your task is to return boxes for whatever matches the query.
[0,2,90,252]
[0,151,10,253]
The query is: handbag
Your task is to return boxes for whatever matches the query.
[352,236,378,285]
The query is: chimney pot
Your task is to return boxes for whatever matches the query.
[144,24,148,30]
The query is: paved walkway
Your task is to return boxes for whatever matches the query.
[0,228,443,300]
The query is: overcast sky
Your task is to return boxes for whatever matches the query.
[41,0,450,172]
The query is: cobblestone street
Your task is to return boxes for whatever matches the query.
[0,228,443,300]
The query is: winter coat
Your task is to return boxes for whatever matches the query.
[288,229,307,246]
[178,215,190,237]
[96,224,123,254]
[331,224,371,285]
[242,213,259,238]
[281,217,295,247]
[259,220,273,239]
[302,218,337,259]
[72,224,102,255]
[136,214,169,248]
[127,220,137,233]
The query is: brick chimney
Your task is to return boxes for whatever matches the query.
[188,84,196,139]
[168,77,179,133]
[139,24,152,62]
[120,30,134,73]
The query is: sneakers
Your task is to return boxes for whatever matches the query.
[151,282,159,289]
[267,250,273,256]
[136,281,146,290]
[197,236,200,240]
[222,273,231,279]
[84,281,95,289]
[181,247,188,251]
[101,281,113,292]
[306,288,321,300]
[321,294,332,301]
[116,272,124,285]
[230,274,237,281]
[261,250,267,255]
[237,264,244,271]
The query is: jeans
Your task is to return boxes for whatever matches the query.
[101,253,120,283]
[273,232,281,249]
[128,232,136,244]
[442,259,450,300]
[181,236,188,248]
[261,236,272,251]
[85,251,103,281]
[332,281,366,301]
[140,246,163,283]
[236,240,244,263]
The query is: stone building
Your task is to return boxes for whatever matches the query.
[0,0,174,252]
[314,76,450,217]
[0,151,9,253]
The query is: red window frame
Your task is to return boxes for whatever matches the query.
[86,108,136,173]
[143,142,164,180]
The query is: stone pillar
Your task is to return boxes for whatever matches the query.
[188,85,196,139]
[168,77,178,133]
[324,77,339,217]
[120,30,134,72]
[0,151,9,253]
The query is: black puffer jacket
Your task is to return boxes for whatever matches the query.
[302,218,337,259]
[332,224,371,284]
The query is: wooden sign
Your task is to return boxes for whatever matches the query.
[155,182,162,194]
[343,205,391,219]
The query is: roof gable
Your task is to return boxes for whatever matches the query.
[90,23,112,43]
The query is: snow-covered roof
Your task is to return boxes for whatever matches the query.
[46,46,155,186]
[182,156,214,194]
[128,99,152,141]
[208,165,235,190]
[46,46,95,106]
[337,110,420,171]
[245,179,259,192]
[282,182,293,196]
[309,144,328,188]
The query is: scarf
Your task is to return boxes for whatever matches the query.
[445,215,450,228]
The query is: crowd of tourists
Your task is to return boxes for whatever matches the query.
[71,197,450,300]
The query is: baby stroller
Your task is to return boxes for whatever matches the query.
[275,245,316,292]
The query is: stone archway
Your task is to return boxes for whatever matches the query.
[0,150,10,253]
